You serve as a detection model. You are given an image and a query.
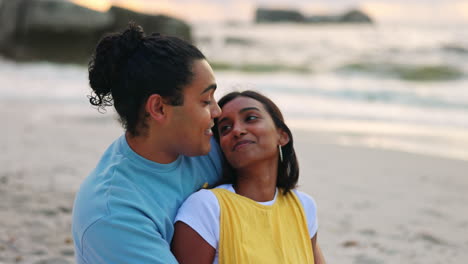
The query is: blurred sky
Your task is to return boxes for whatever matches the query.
[71,0,468,24]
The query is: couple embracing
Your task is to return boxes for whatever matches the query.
[72,23,325,264]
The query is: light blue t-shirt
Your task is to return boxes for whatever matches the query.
[72,135,222,264]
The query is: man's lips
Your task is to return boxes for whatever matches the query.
[204,123,215,136]
[232,140,254,151]
[204,128,213,136]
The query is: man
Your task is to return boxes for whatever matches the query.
[72,23,222,263]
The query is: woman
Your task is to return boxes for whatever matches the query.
[171,91,325,263]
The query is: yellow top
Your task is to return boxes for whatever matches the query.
[211,188,314,264]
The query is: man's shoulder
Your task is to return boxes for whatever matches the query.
[183,138,222,177]
[72,143,145,247]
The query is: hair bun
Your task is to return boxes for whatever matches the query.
[88,22,145,108]
[117,22,145,55]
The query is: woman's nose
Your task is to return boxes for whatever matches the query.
[232,123,246,137]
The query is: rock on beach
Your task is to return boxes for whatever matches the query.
[0,0,192,64]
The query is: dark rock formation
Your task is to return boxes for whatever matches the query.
[306,15,340,23]
[338,9,373,23]
[255,7,373,24]
[108,6,191,42]
[0,0,192,64]
[256,8,305,23]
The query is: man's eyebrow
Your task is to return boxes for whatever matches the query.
[200,84,217,95]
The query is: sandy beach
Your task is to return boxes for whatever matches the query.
[1,101,467,263]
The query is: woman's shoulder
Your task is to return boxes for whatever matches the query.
[292,189,317,210]
[181,184,234,209]
[213,183,235,192]
[292,189,316,200]
[183,188,218,206]
[292,189,318,237]
[175,188,220,225]
[174,186,224,249]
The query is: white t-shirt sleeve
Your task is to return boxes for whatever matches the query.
[174,189,220,249]
[293,190,318,239]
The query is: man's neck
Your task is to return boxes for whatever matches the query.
[125,132,179,164]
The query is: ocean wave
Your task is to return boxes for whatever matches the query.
[442,44,468,54]
[260,85,468,111]
[224,36,256,46]
[336,63,464,81]
[211,61,310,73]
[210,59,464,81]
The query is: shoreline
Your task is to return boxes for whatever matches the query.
[289,118,468,162]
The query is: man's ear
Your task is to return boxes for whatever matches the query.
[278,128,290,147]
[145,94,167,122]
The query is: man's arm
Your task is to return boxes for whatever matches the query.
[80,213,178,264]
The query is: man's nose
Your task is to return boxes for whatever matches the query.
[211,102,221,118]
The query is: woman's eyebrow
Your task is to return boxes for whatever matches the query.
[218,107,260,124]
[217,116,230,125]
[239,107,260,113]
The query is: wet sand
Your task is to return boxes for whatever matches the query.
[1,102,468,263]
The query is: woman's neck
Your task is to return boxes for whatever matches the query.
[234,160,278,202]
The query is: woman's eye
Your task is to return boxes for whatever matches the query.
[203,100,212,105]
[219,125,231,134]
[246,115,258,121]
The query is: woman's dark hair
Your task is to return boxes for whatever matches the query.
[213,90,299,194]
[88,22,205,136]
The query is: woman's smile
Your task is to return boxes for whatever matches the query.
[232,140,255,151]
